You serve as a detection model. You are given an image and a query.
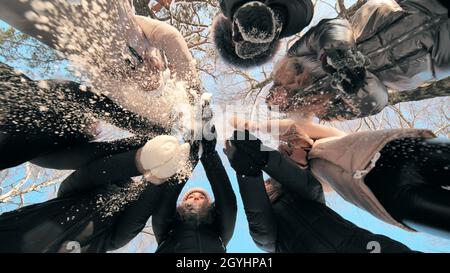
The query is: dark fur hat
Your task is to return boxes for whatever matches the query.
[234,1,279,43]
[211,14,280,68]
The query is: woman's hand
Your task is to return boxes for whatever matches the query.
[223,137,262,177]
[201,124,217,156]
[229,130,269,169]
[278,124,313,168]
[321,48,367,94]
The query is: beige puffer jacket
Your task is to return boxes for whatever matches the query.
[280,125,436,230]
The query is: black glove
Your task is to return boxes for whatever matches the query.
[229,130,269,168]
[223,139,262,177]
[321,48,367,94]
[201,124,217,157]
[189,140,201,163]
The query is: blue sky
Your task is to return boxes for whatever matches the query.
[1,0,449,253]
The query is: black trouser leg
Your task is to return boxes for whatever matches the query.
[365,137,450,239]
[31,136,150,170]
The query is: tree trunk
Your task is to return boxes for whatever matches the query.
[388,76,450,105]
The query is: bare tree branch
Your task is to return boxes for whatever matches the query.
[337,0,348,19]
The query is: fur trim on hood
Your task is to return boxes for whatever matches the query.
[211,14,280,68]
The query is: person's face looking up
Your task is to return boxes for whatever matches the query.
[185,192,209,213]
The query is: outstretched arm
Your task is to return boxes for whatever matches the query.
[152,142,200,244]
[290,120,347,139]
[0,0,69,50]
[0,1,137,55]
[201,151,237,246]
[151,178,187,244]
[231,116,347,139]
[58,133,187,198]
[144,138,203,245]
[263,150,325,204]
[223,139,277,252]
[199,123,237,246]
[42,79,169,136]
[236,174,278,253]
[86,92,169,136]
[106,181,164,251]
[57,148,142,198]
[226,130,325,203]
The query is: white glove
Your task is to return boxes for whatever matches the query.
[139,135,191,185]
[201,93,213,122]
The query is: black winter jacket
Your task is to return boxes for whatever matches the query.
[236,149,415,253]
[0,149,164,253]
[153,151,237,253]
[283,0,449,120]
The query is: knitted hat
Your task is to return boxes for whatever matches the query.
[182,187,212,204]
